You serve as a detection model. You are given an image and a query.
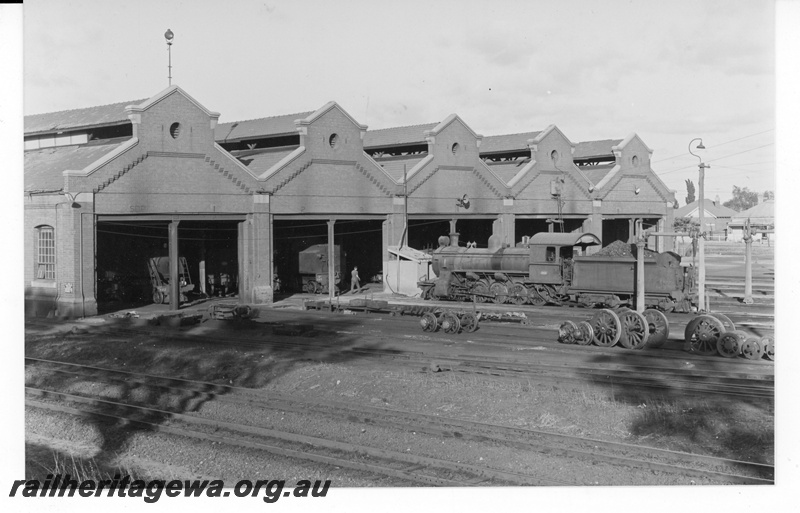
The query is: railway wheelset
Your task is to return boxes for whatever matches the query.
[558,308,670,350]
[684,314,774,361]
[558,309,774,361]
[418,309,480,335]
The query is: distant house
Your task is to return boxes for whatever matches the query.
[728,199,775,242]
[674,198,738,239]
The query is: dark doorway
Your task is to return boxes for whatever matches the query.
[603,218,631,246]
[272,219,383,293]
[95,219,240,312]
[407,219,450,252]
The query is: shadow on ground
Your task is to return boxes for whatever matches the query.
[24,310,395,478]
[584,351,774,473]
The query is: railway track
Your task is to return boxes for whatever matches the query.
[26,357,774,485]
[25,314,774,401]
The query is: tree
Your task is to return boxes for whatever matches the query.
[763,190,774,200]
[674,217,699,232]
[685,179,696,205]
[722,186,759,212]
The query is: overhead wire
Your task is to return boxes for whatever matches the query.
[650,128,774,164]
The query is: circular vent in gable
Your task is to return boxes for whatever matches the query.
[170,122,181,139]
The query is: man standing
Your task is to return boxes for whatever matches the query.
[351,266,361,293]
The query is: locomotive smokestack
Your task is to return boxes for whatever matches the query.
[449,232,460,247]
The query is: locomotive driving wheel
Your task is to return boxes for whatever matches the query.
[709,313,736,332]
[460,312,479,333]
[618,310,649,350]
[440,312,461,334]
[686,314,725,356]
[528,286,547,306]
[489,282,508,304]
[508,283,528,305]
[642,309,669,348]
[420,312,439,332]
[590,309,622,347]
[471,281,490,303]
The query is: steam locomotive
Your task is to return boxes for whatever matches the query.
[417,232,697,312]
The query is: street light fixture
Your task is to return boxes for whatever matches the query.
[165,29,174,86]
[689,138,709,312]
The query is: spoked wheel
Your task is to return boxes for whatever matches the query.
[460,312,479,333]
[761,335,774,361]
[642,308,669,348]
[440,312,461,334]
[489,282,508,304]
[709,313,736,332]
[741,337,764,360]
[528,286,547,306]
[508,283,528,306]
[558,320,578,344]
[420,312,438,332]
[618,310,649,350]
[686,315,725,356]
[716,330,746,358]
[471,281,489,304]
[590,309,622,347]
[152,289,164,304]
[311,281,322,294]
[576,321,594,345]
[683,316,703,343]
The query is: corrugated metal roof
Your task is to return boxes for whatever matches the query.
[24,141,126,192]
[235,148,300,175]
[484,161,527,184]
[215,112,314,142]
[479,132,541,154]
[24,99,145,135]
[363,123,438,149]
[578,163,616,186]
[375,156,427,181]
[528,232,601,246]
[573,139,623,159]
[675,199,739,219]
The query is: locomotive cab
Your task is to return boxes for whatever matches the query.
[526,233,601,287]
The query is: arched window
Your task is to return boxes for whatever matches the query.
[36,225,55,280]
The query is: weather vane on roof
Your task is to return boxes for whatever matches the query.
[165,29,174,86]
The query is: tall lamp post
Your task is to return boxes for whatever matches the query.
[689,138,709,312]
[165,29,174,86]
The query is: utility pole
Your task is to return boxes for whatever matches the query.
[635,219,645,313]
[689,139,708,313]
[743,218,754,305]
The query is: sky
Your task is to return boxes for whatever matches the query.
[21,0,778,206]
[5,3,800,510]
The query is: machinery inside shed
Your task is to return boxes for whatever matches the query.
[272,219,383,294]
[95,219,240,311]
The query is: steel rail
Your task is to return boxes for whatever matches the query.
[25,388,571,487]
[26,314,775,377]
[25,318,774,400]
[26,358,773,484]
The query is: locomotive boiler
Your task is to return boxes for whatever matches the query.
[417,232,697,312]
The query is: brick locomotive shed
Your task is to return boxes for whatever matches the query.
[24,85,676,318]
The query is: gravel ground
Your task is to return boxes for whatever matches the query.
[24,315,774,488]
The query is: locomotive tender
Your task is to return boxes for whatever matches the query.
[417,232,697,312]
